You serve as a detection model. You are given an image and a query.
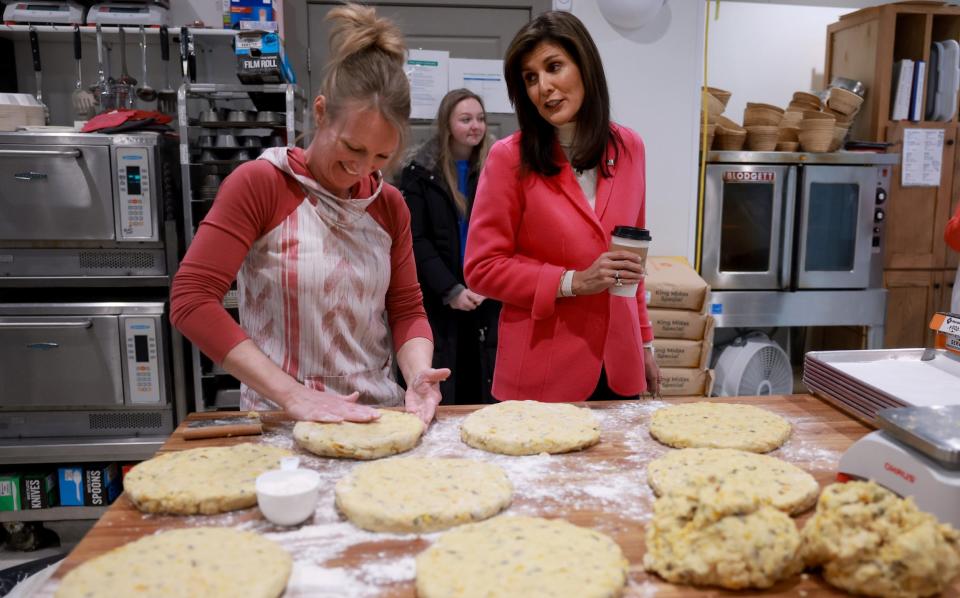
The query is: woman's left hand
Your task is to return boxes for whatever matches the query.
[644,348,661,398]
[404,367,451,424]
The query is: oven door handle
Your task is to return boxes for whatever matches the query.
[0,319,93,329]
[0,149,82,158]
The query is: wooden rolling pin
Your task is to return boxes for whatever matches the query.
[183,417,263,440]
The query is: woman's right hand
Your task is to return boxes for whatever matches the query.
[450,288,485,311]
[572,251,645,296]
[282,387,381,423]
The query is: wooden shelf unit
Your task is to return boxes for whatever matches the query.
[826,3,960,347]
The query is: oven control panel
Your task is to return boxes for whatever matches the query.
[123,317,162,405]
[873,166,890,252]
[115,147,154,240]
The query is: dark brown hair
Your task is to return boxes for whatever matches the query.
[321,3,410,168]
[504,11,621,177]
[433,88,494,215]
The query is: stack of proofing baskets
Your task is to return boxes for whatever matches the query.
[645,257,715,396]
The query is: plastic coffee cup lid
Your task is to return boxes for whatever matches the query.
[612,226,651,241]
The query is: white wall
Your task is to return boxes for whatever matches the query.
[573,1,706,260]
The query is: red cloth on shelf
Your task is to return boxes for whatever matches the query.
[81,109,173,133]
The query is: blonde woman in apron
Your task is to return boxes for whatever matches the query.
[171,4,448,423]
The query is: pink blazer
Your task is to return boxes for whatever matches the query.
[465,124,654,402]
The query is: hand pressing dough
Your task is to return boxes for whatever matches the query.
[335,457,513,533]
[124,443,292,515]
[293,409,424,459]
[649,402,791,452]
[800,480,960,598]
[416,515,628,598]
[55,527,292,598]
[643,482,803,590]
[647,448,819,514]
[460,401,600,455]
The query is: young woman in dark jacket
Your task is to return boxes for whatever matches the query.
[399,89,500,404]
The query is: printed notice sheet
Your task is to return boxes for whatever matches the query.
[449,58,512,114]
[901,128,944,186]
[407,50,449,119]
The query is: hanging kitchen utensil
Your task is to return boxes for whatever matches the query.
[95,24,119,111]
[28,27,49,124]
[117,26,137,89]
[136,25,157,104]
[179,26,196,84]
[71,25,97,122]
[156,25,177,114]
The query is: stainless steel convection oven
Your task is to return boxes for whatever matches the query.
[701,151,900,349]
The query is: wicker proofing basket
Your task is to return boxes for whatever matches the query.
[703,93,725,118]
[778,126,799,142]
[827,87,863,116]
[716,114,745,132]
[706,86,732,108]
[744,106,784,127]
[799,129,832,152]
[776,141,799,152]
[746,125,779,151]
[829,124,849,151]
[714,128,746,150]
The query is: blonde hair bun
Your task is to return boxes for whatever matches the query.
[326,3,406,69]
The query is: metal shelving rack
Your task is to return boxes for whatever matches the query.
[177,83,310,412]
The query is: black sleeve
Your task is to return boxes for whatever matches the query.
[398,168,460,299]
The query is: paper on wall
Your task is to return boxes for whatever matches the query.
[449,58,512,114]
[407,49,449,120]
[901,128,944,187]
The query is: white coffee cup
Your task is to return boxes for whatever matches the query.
[256,460,321,526]
[609,226,651,298]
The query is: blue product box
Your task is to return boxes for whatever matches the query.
[58,467,84,507]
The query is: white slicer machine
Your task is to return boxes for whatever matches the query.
[839,405,960,527]
[86,2,169,27]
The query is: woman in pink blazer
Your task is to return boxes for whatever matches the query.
[464,11,660,402]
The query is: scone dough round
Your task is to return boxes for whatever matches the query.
[800,480,960,598]
[460,401,600,455]
[55,527,292,598]
[417,515,628,598]
[643,484,803,590]
[335,458,512,533]
[649,402,791,452]
[648,448,819,515]
[125,444,292,515]
[293,409,424,460]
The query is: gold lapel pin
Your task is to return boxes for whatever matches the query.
[607,159,615,166]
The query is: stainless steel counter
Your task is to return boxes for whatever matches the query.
[708,150,900,165]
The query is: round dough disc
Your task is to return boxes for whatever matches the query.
[647,448,819,515]
[125,444,292,515]
[335,458,512,533]
[460,401,600,455]
[55,527,292,598]
[293,409,424,460]
[649,402,791,452]
[417,515,628,598]
[800,480,960,597]
[643,485,803,590]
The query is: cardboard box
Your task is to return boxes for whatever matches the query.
[659,368,715,397]
[649,308,713,340]
[230,0,274,29]
[21,472,57,510]
[653,339,712,369]
[931,312,960,355]
[58,467,85,507]
[645,256,710,312]
[235,30,295,84]
[0,473,22,511]
[83,463,121,507]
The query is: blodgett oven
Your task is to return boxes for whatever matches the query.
[700,151,900,351]
[702,152,897,291]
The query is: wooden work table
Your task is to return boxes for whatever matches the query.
[36,395,959,596]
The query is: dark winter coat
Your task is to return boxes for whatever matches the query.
[398,139,500,404]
